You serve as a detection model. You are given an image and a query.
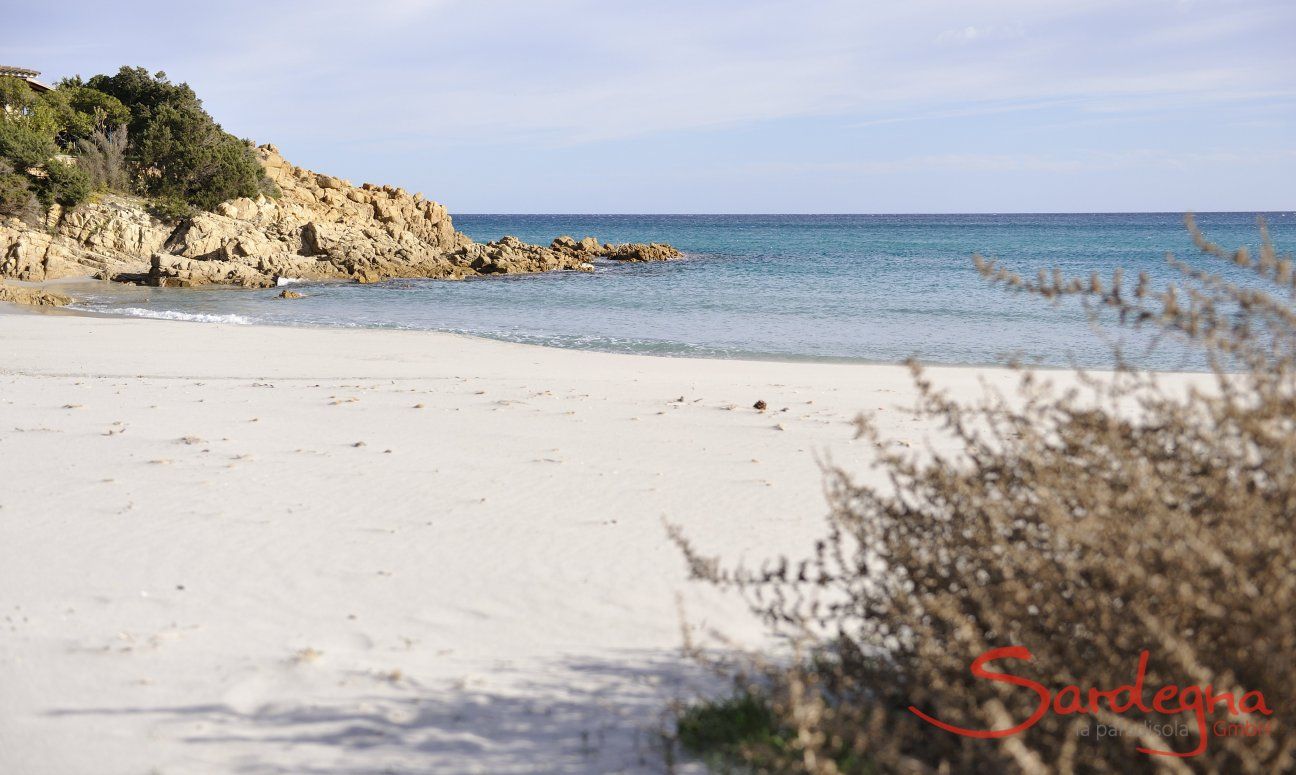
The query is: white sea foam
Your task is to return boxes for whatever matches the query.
[110,307,253,325]
[276,277,306,286]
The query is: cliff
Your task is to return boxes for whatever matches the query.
[0,145,680,291]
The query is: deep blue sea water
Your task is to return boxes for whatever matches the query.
[65,213,1295,370]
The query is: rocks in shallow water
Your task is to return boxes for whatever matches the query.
[549,235,683,263]
[278,289,304,299]
[602,242,683,262]
[0,282,71,307]
[148,252,280,288]
[459,235,604,276]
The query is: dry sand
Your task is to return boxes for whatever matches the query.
[0,311,1206,774]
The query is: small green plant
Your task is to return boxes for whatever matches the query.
[147,194,195,223]
[677,692,788,763]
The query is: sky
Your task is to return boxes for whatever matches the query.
[3,0,1294,213]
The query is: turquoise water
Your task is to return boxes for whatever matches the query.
[66,213,1295,369]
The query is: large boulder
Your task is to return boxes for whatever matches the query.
[0,282,71,307]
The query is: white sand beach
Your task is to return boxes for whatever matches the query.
[0,311,1204,774]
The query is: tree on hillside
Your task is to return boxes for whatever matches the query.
[0,77,93,213]
[85,67,267,216]
[0,67,270,221]
[131,100,262,212]
[82,67,201,140]
[48,84,130,143]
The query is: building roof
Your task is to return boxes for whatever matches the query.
[0,65,52,92]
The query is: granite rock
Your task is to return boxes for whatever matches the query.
[1,146,682,289]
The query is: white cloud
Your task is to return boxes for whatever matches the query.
[274,0,1291,145]
[27,0,1296,147]
[11,0,1295,210]
[936,22,1025,45]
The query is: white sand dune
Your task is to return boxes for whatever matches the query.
[0,311,1205,774]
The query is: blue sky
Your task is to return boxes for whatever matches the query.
[4,0,1294,212]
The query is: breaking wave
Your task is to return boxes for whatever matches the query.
[107,307,254,325]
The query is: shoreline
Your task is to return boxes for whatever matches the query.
[3,295,1205,375]
[1,304,977,377]
[0,314,1210,773]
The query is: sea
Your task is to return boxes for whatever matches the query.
[63,212,1294,371]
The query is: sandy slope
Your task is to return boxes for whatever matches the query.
[0,311,1203,774]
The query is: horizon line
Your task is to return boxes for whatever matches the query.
[453,210,1295,217]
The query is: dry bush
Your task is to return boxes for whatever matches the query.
[73,125,130,193]
[672,217,1294,774]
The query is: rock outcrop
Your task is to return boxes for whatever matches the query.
[549,236,682,263]
[604,243,683,262]
[0,282,71,307]
[0,195,171,283]
[0,145,681,290]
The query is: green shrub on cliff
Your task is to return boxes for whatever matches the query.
[0,68,269,218]
[0,75,108,213]
[0,104,91,213]
[130,100,262,211]
[82,67,200,139]
[85,67,266,213]
[45,84,130,144]
[0,76,61,137]
[0,116,57,170]
[0,159,37,218]
[37,157,92,209]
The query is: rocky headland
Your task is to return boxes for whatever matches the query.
[0,145,680,297]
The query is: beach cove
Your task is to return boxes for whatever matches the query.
[0,312,1208,772]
